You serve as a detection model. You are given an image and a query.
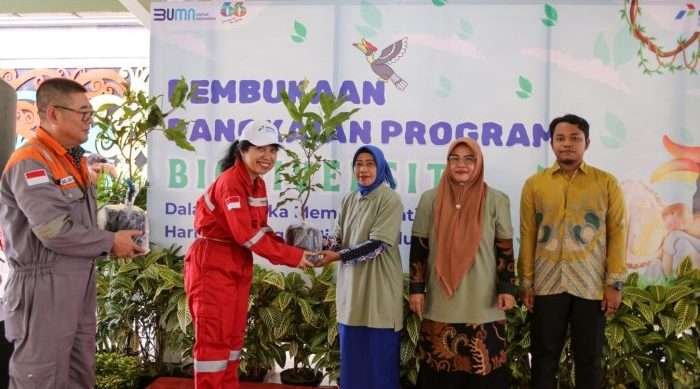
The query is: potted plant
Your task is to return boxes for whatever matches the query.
[277,81,360,251]
[93,78,195,252]
[239,266,288,382]
[275,269,326,386]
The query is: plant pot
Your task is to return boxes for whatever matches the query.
[285,223,323,252]
[280,368,323,387]
[239,366,268,382]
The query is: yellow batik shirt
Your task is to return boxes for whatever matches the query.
[518,162,627,300]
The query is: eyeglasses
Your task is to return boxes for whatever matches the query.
[447,155,477,165]
[52,105,95,122]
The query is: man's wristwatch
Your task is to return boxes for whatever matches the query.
[610,281,624,291]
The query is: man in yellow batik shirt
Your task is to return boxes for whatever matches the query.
[518,114,626,389]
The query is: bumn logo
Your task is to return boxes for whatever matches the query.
[153,7,196,21]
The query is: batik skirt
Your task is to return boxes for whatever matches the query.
[416,319,508,389]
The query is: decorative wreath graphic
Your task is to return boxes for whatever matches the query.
[623,0,700,74]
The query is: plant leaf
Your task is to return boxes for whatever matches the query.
[354,24,377,38]
[262,271,286,290]
[360,0,382,29]
[613,26,637,66]
[293,20,307,38]
[291,35,305,43]
[544,4,558,21]
[518,76,533,94]
[593,33,611,65]
[541,18,555,27]
[169,78,188,108]
[516,90,530,99]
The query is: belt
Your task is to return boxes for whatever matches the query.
[197,234,235,245]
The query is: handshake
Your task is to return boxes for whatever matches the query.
[297,250,340,269]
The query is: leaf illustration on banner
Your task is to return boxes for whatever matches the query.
[537,164,545,173]
[516,76,533,99]
[601,112,626,148]
[594,33,611,65]
[458,18,473,40]
[678,127,694,143]
[360,0,382,29]
[291,20,307,43]
[612,27,636,67]
[542,3,558,27]
[432,0,448,6]
[437,76,452,97]
[355,24,377,38]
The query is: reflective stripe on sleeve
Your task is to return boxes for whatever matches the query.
[204,190,215,211]
[242,227,273,249]
[248,197,268,207]
[194,359,228,373]
[229,350,241,361]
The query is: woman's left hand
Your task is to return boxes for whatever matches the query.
[496,293,516,311]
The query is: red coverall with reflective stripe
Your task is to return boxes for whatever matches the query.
[185,162,303,389]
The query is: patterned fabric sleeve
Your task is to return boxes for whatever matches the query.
[495,238,518,296]
[409,236,429,294]
[323,231,342,251]
[338,239,386,265]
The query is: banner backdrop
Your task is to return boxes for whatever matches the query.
[149,0,700,282]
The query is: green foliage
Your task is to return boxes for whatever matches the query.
[399,276,421,387]
[96,245,193,375]
[93,78,195,184]
[277,82,360,220]
[95,352,141,389]
[507,257,700,388]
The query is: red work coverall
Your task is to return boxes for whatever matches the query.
[185,162,303,388]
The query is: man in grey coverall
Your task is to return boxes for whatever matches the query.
[0,78,143,388]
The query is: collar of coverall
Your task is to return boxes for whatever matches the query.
[35,127,90,187]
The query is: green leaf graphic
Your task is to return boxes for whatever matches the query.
[459,18,473,39]
[432,0,447,6]
[360,0,382,29]
[605,112,626,139]
[516,90,530,99]
[544,4,558,21]
[355,24,377,38]
[613,27,637,66]
[291,35,304,43]
[601,135,622,148]
[518,76,533,94]
[594,33,611,65]
[437,76,452,97]
[294,20,307,38]
[439,76,451,91]
[541,18,556,27]
[678,127,694,143]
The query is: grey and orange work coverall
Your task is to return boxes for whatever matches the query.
[0,128,114,388]
[185,161,303,389]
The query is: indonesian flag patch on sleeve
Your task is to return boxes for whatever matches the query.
[226,195,241,210]
[25,169,50,186]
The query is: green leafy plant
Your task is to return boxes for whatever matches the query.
[277,82,360,220]
[603,257,699,388]
[399,276,421,389]
[96,246,192,375]
[96,352,141,389]
[506,257,700,388]
[93,77,194,183]
[239,266,289,381]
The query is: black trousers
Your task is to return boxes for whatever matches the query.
[0,321,12,389]
[531,293,605,389]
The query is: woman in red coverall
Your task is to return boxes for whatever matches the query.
[185,120,314,388]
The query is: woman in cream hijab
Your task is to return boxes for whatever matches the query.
[408,137,517,388]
